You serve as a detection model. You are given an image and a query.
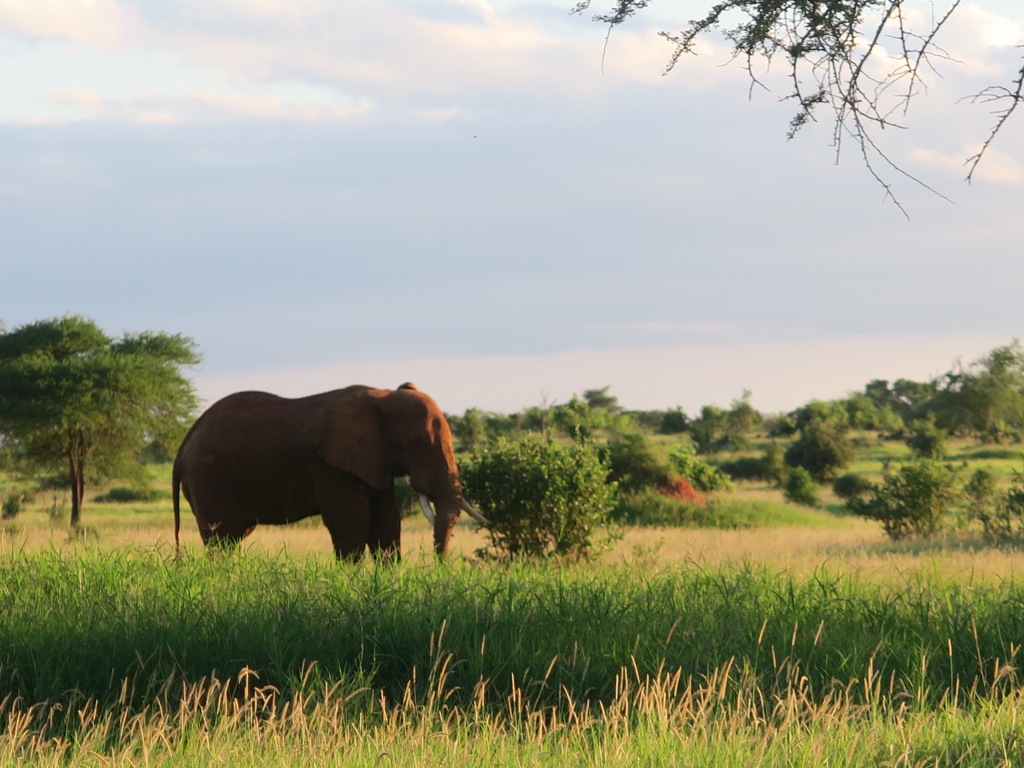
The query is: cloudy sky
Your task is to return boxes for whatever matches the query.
[2,0,1022,415]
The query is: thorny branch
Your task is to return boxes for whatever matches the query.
[964,54,1024,182]
[572,1,1022,211]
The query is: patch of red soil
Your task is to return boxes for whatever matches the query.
[660,476,706,507]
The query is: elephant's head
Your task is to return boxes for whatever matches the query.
[319,382,485,556]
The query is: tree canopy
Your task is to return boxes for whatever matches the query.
[574,1,1023,211]
[0,316,200,528]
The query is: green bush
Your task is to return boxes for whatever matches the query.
[612,487,710,527]
[966,469,1024,543]
[906,417,947,459]
[669,445,734,492]
[782,467,819,506]
[461,437,617,560]
[832,472,875,501]
[658,407,688,434]
[717,443,785,484]
[2,490,27,520]
[784,418,853,481]
[851,459,962,540]
[93,487,163,503]
[604,432,675,493]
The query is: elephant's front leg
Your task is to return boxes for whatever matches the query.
[313,466,371,561]
[368,484,401,563]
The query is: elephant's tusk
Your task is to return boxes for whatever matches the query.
[461,499,489,526]
[418,494,436,526]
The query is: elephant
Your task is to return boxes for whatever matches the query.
[172,382,486,560]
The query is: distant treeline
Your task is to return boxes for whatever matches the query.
[448,340,1024,451]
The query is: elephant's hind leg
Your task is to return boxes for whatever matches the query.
[199,519,255,551]
[186,477,256,552]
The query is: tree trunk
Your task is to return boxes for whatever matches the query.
[68,449,85,529]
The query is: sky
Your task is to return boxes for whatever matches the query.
[2,0,1022,416]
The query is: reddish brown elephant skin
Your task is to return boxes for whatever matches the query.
[172,383,471,560]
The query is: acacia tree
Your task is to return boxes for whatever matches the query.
[574,1,1023,211]
[0,316,200,528]
[933,340,1024,440]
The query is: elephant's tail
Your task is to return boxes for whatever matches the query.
[172,459,182,559]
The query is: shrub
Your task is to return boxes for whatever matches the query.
[2,490,27,520]
[658,408,688,434]
[832,473,875,501]
[765,412,798,437]
[783,418,853,481]
[612,487,710,527]
[966,469,1024,543]
[717,443,785,484]
[604,432,675,493]
[93,487,163,503]
[906,417,947,459]
[851,459,962,540]
[669,445,734,492]
[461,437,617,560]
[783,467,819,506]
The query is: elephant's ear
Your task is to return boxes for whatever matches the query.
[319,395,390,491]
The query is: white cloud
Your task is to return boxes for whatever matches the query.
[912,145,1024,184]
[964,4,1024,47]
[45,88,375,123]
[0,0,137,46]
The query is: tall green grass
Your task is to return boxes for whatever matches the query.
[3,549,1024,716]
[4,549,1024,764]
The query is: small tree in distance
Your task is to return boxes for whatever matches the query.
[852,459,963,540]
[784,408,853,482]
[0,316,200,528]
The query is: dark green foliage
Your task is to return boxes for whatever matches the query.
[784,414,853,481]
[448,408,529,450]
[2,489,28,519]
[932,340,1024,441]
[658,407,688,434]
[604,432,675,493]
[765,412,797,437]
[669,445,733,492]
[461,437,617,559]
[688,394,763,453]
[832,472,874,501]
[0,316,200,527]
[716,455,766,481]
[844,392,904,433]
[965,469,1024,544]
[582,386,620,412]
[92,487,164,504]
[723,390,762,449]
[791,400,850,432]
[852,460,963,540]
[906,416,947,459]
[782,467,818,506]
[689,404,726,453]
[964,469,1003,537]
[612,487,707,527]
[717,443,785,484]
[451,407,487,451]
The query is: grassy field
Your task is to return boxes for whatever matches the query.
[3,441,1024,766]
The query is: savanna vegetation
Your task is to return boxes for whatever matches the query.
[3,322,1024,765]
